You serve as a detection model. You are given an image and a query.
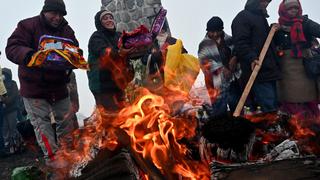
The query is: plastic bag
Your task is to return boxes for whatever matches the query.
[164,40,200,93]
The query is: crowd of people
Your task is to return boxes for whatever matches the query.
[0,0,319,176]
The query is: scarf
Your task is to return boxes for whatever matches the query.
[278,0,306,58]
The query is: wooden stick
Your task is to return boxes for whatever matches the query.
[233,25,277,117]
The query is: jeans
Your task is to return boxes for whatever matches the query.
[252,81,278,113]
[211,81,241,116]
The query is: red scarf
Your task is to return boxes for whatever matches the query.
[278,0,306,58]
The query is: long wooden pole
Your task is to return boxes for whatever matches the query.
[233,25,277,117]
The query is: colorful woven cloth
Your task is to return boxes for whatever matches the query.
[28,35,88,70]
[118,8,167,58]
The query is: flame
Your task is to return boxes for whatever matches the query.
[52,88,209,179]
[114,88,209,179]
[246,112,320,156]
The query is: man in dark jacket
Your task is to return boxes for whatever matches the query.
[5,0,78,162]
[232,0,280,113]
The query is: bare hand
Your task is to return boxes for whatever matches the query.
[228,56,237,72]
[272,23,281,31]
[222,67,232,79]
[251,59,260,71]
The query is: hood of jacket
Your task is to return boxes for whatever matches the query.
[245,0,269,17]
[94,10,116,34]
[2,68,12,81]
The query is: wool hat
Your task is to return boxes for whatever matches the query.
[206,16,224,32]
[284,0,299,9]
[100,10,113,21]
[42,0,67,16]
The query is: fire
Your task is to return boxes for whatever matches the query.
[53,88,209,179]
[114,88,209,179]
[245,112,320,157]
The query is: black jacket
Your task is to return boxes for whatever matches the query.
[87,11,122,94]
[232,0,280,82]
[87,10,133,95]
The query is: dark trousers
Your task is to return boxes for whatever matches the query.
[252,81,278,113]
[93,92,125,111]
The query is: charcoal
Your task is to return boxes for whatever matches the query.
[201,114,255,152]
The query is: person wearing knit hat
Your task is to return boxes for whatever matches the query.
[206,16,224,32]
[206,16,225,44]
[6,0,80,164]
[87,10,135,112]
[42,0,67,16]
[99,10,116,30]
[198,16,241,115]
[40,0,67,28]
[274,0,320,119]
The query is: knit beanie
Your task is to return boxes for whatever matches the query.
[206,16,224,32]
[99,10,113,22]
[284,0,299,9]
[42,0,67,16]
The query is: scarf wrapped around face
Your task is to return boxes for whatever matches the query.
[278,0,306,58]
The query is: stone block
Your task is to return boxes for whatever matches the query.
[136,0,144,7]
[142,7,156,17]
[106,1,116,12]
[120,12,131,23]
[131,9,142,21]
[114,13,121,23]
[117,22,129,32]
[124,0,135,10]
[116,1,122,11]
[101,0,113,6]
[145,0,161,5]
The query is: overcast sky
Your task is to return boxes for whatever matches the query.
[0,0,319,117]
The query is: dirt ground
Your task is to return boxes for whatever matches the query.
[0,148,43,180]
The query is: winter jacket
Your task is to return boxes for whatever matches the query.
[2,68,19,114]
[87,10,133,94]
[6,14,78,102]
[231,0,280,83]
